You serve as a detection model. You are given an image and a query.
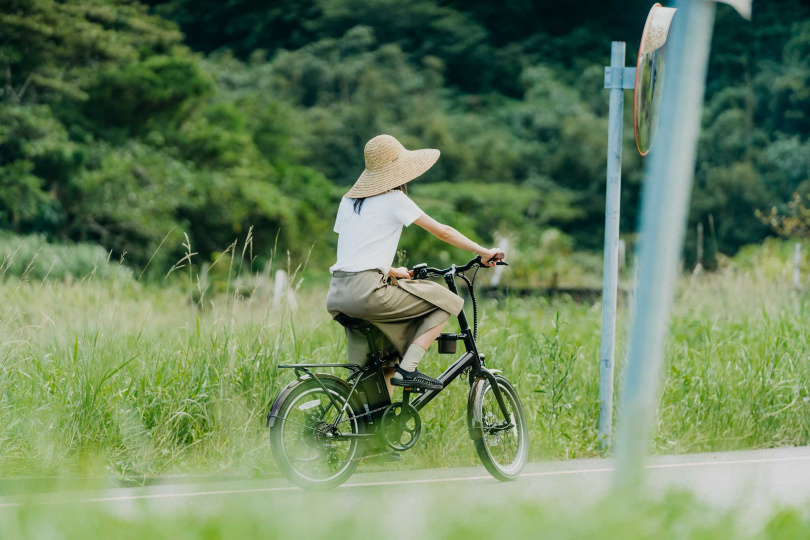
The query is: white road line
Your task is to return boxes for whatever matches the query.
[0,486,300,508]
[2,454,809,508]
[646,455,810,470]
[341,455,810,488]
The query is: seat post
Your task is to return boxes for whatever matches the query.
[335,313,384,361]
[363,330,378,359]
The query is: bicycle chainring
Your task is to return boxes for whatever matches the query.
[380,402,422,452]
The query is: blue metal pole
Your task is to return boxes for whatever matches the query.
[614,0,718,486]
[597,41,627,450]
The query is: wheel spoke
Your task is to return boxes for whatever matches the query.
[479,381,524,472]
[278,385,360,482]
[278,417,316,432]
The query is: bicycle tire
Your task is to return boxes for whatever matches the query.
[270,376,365,490]
[468,374,529,481]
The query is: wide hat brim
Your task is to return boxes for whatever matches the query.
[345,148,440,199]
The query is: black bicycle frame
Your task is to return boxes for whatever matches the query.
[275,259,513,426]
[410,266,512,420]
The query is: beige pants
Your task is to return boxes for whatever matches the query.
[326,270,464,364]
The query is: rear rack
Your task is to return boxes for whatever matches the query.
[278,363,361,370]
[279,363,364,383]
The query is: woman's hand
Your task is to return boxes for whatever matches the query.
[388,266,412,279]
[476,247,504,267]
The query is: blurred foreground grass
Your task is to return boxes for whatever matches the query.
[1,489,809,539]
[0,238,808,479]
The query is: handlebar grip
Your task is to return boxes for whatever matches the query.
[410,263,427,279]
[487,252,506,263]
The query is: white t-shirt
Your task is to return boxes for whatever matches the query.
[329,191,424,274]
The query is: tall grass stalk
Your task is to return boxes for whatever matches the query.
[0,237,808,479]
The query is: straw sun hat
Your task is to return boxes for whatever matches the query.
[345,135,440,198]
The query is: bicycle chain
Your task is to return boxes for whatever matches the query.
[299,400,425,462]
[336,403,391,427]
[335,403,411,462]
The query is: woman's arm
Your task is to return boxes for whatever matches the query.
[413,213,502,266]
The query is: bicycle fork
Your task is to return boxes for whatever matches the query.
[480,368,513,425]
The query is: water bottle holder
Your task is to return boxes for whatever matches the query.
[437,333,461,355]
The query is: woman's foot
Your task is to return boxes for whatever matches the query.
[390,366,443,391]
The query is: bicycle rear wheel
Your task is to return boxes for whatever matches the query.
[270,377,364,490]
[468,374,528,481]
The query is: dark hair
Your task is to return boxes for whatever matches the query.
[352,184,408,214]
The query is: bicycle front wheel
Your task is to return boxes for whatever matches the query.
[468,374,529,481]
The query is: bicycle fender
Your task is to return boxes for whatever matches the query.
[466,377,488,440]
[266,373,353,428]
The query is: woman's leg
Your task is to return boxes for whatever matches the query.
[412,320,447,350]
[384,319,448,395]
[388,319,451,393]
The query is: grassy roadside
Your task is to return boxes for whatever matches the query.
[1,241,809,479]
[1,488,809,539]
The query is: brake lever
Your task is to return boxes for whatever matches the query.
[410,263,427,279]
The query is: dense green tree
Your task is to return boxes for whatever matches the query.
[83,56,214,139]
[147,0,321,58]
[0,0,808,276]
[0,0,337,269]
[0,106,78,233]
[0,0,181,103]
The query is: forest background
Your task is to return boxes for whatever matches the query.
[1,0,809,282]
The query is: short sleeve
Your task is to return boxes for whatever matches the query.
[392,193,424,227]
[333,197,352,233]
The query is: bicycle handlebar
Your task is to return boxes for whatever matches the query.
[409,254,508,280]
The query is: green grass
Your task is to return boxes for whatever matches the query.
[1,489,809,539]
[0,233,132,283]
[0,239,809,479]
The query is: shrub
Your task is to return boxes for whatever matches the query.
[0,233,132,282]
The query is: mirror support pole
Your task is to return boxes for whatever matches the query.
[597,42,630,451]
[614,0,718,488]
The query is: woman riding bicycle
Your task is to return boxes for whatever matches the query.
[268,139,526,487]
[327,134,503,393]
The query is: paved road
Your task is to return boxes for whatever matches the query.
[2,446,809,523]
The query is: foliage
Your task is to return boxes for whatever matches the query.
[2,489,809,539]
[758,193,810,239]
[0,232,132,282]
[0,0,808,275]
[1,244,809,478]
[0,0,181,103]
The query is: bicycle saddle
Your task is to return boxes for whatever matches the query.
[333,313,374,332]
